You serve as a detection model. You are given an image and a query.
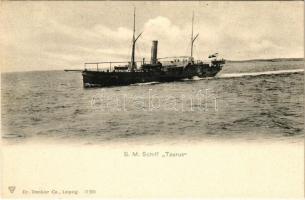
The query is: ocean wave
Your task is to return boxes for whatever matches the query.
[2,133,25,139]
[131,81,160,86]
[218,69,304,78]
[182,76,213,81]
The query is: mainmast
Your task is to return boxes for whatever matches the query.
[130,8,142,71]
[190,11,199,59]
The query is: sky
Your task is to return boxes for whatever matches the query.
[0,1,304,72]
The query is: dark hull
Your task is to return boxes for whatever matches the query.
[82,64,222,87]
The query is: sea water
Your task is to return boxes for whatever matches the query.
[1,60,304,145]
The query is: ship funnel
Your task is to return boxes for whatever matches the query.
[151,40,158,64]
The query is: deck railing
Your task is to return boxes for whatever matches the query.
[84,57,216,72]
[84,60,146,72]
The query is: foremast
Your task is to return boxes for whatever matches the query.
[190,11,199,60]
[130,8,142,71]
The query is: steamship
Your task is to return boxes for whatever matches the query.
[82,10,225,88]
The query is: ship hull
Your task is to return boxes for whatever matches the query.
[82,64,222,87]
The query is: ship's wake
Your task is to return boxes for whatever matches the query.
[218,69,304,78]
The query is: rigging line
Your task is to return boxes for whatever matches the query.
[195,43,200,59]
[185,41,191,57]
[135,44,142,61]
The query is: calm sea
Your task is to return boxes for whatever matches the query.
[1,60,304,145]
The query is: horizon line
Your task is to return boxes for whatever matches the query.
[1,57,303,73]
